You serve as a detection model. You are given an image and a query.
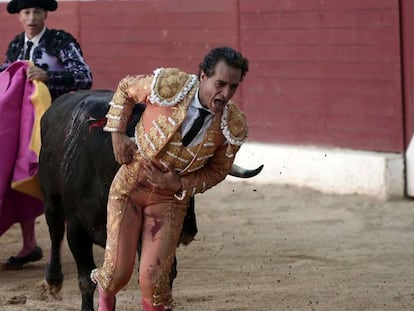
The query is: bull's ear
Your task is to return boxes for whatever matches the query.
[229,163,264,178]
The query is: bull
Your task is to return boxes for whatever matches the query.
[38,90,263,310]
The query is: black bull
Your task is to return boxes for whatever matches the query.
[38,90,263,310]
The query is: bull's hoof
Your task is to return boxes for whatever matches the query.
[38,279,63,301]
[1,246,43,270]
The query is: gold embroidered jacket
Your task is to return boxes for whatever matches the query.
[103,67,248,201]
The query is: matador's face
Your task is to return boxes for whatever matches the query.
[18,7,47,39]
[198,60,242,114]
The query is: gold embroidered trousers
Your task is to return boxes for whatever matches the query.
[91,156,189,308]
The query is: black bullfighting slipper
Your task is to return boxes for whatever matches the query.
[1,246,43,270]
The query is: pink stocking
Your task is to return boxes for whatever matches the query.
[18,219,37,256]
[97,286,116,311]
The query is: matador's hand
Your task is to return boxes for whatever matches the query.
[27,65,49,82]
[141,160,182,193]
[111,132,137,164]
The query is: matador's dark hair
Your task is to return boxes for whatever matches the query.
[198,46,249,81]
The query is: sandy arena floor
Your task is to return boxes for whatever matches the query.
[1,181,414,310]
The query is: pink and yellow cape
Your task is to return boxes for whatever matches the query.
[0,61,51,235]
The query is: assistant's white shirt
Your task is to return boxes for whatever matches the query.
[24,26,46,60]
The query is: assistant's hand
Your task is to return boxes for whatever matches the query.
[27,65,49,82]
[141,160,182,192]
[111,132,137,164]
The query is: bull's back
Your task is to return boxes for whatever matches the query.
[39,90,113,191]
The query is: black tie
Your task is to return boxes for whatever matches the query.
[24,41,33,60]
[182,108,210,146]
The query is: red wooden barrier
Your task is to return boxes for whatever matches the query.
[0,0,407,153]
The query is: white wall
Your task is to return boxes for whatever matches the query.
[228,142,405,200]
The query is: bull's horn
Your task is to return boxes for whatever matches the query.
[229,163,264,178]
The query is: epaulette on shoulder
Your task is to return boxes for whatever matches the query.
[6,33,24,61]
[221,101,248,146]
[44,29,81,56]
[148,67,198,106]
